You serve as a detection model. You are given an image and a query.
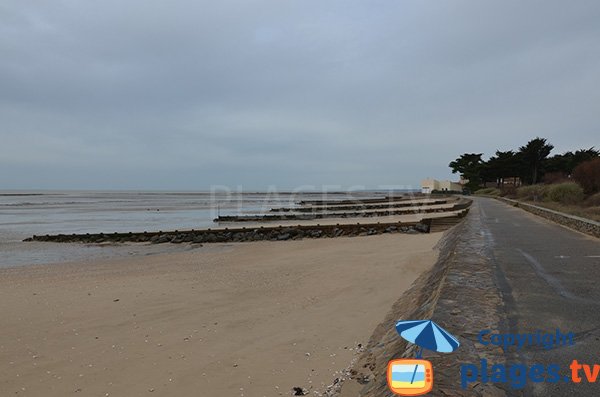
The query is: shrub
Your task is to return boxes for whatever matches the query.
[500,186,517,198]
[516,185,548,201]
[573,158,600,194]
[475,187,500,196]
[584,192,600,207]
[546,182,584,205]
[543,172,569,184]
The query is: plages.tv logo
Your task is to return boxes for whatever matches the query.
[387,320,460,396]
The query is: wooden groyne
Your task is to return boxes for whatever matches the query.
[269,199,449,213]
[298,195,411,205]
[23,211,469,245]
[215,200,471,223]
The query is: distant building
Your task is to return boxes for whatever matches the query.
[500,177,522,187]
[421,178,463,194]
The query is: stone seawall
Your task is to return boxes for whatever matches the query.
[497,197,600,238]
[329,201,506,397]
[24,212,469,244]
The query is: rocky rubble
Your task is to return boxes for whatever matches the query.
[25,222,435,244]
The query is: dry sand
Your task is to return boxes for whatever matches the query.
[0,233,442,397]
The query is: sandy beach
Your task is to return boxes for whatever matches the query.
[0,233,442,396]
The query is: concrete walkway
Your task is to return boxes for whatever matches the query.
[476,197,600,396]
[339,197,600,397]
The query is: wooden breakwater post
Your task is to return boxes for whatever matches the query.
[23,211,470,245]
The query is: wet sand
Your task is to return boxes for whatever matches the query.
[0,233,442,396]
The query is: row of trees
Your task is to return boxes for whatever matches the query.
[449,138,599,191]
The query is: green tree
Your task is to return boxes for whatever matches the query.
[483,150,522,186]
[545,152,571,176]
[569,148,599,173]
[546,148,599,176]
[449,153,484,190]
[518,138,554,184]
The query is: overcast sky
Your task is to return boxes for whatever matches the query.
[1,1,599,190]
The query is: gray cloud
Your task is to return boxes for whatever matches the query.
[1,0,599,189]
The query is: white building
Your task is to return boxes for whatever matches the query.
[421,178,463,194]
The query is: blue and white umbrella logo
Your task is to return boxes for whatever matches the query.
[395,320,459,357]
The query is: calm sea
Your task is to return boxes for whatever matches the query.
[0,190,402,267]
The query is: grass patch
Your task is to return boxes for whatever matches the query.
[511,182,598,221]
[523,200,600,222]
[584,192,600,207]
[475,187,501,196]
[546,182,584,205]
[516,185,548,201]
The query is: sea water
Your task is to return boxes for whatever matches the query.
[0,190,394,267]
